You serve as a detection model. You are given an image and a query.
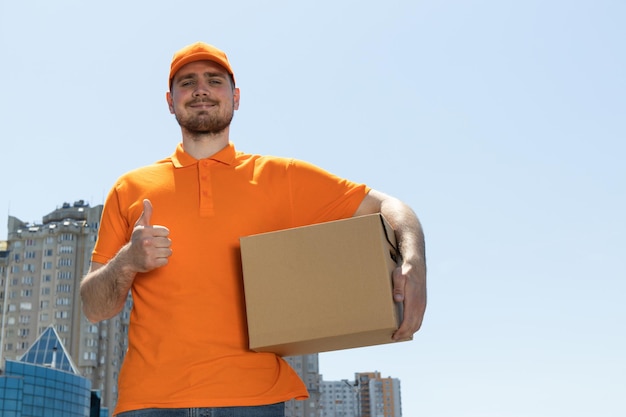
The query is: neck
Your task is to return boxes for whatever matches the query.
[181,128,230,159]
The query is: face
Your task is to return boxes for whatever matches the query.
[166,60,240,136]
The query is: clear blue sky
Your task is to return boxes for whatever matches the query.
[1,1,625,416]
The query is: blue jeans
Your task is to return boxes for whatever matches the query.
[116,403,285,417]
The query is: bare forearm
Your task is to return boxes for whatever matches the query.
[81,199,173,322]
[380,197,426,270]
[354,190,427,338]
[80,247,136,323]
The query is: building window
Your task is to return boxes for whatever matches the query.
[57,271,73,280]
[21,289,33,297]
[58,258,72,267]
[41,287,51,295]
[56,297,71,306]
[56,284,72,293]
[42,261,53,270]
[59,245,73,254]
[21,276,34,285]
[44,249,53,256]
[55,311,69,319]
[61,233,74,241]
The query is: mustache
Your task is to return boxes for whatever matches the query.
[188,98,219,105]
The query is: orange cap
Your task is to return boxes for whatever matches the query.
[169,42,235,87]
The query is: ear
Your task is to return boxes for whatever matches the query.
[233,88,241,111]
[166,92,175,114]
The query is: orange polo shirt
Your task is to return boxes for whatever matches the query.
[92,143,369,415]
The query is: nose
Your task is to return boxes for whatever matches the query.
[193,80,211,97]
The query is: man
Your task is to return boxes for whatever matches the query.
[80,42,426,417]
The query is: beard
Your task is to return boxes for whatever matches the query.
[175,99,235,136]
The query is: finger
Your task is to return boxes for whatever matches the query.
[135,199,153,227]
[391,267,406,303]
[393,299,418,341]
[150,225,171,238]
[391,268,409,340]
[393,299,426,341]
[393,311,417,340]
[391,266,426,340]
[151,236,172,249]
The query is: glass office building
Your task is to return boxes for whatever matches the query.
[0,326,108,417]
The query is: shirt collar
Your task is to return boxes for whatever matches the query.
[170,142,237,168]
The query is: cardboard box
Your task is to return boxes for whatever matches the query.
[240,214,404,356]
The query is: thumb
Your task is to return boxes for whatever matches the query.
[135,199,153,227]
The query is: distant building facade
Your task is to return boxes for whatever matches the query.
[0,325,108,416]
[319,379,359,417]
[284,354,322,417]
[0,201,128,411]
[284,358,402,417]
[356,372,401,417]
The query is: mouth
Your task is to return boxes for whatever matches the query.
[189,100,218,110]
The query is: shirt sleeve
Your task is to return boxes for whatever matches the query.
[91,182,134,264]
[287,158,370,227]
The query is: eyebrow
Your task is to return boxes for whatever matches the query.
[176,72,228,82]
[204,72,228,79]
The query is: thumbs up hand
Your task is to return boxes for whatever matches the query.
[128,199,172,273]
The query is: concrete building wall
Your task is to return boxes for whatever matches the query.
[0,201,128,411]
[356,372,402,417]
[284,354,322,417]
[319,379,359,417]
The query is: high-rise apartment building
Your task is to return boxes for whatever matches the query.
[356,372,402,417]
[0,201,129,411]
[319,372,402,417]
[284,354,322,417]
[319,379,359,417]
